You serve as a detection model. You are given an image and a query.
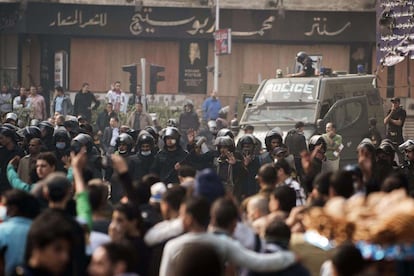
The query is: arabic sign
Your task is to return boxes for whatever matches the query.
[179,41,208,94]
[376,0,414,66]
[0,4,20,32]
[19,3,374,42]
[215,29,232,55]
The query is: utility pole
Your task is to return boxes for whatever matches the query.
[213,0,220,93]
[141,58,146,112]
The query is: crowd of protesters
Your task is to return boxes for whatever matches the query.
[0,82,414,275]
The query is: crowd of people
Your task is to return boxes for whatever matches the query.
[0,81,414,276]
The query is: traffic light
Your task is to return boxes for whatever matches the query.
[122,64,137,95]
[150,64,165,94]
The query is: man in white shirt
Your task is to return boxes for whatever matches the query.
[159,196,296,276]
[106,81,127,113]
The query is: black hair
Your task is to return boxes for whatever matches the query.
[265,219,291,249]
[381,172,409,194]
[258,163,277,185]
[88,182,109,212]
[178,165,196,178]
[114,202,143,233]
[100,241,138,273]
[331,243,365,276]
[274,159,292,175]
[272,185,296,213]
[184,196,211,229]
[313,171,333,197]
[244,124,254,131]
[4,189,40,219]
[25,210,74,261]
[55,86,64,93]
[174,243,223,276]
[45,172,72,202]
[329,170,354,199]
[295,121,305,129]
[37,152,58,168]
[210,198,239,229]
[162,186,186,212]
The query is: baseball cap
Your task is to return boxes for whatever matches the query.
[150,182,167,203]
[391,97,400,103]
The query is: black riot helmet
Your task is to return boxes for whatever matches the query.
[116,133,134,154]
[167,118,177,128]
[71,133,94,154]
[137,133,155,149]
[138,133,155,149]
[117,133,134,147]
[144,126,159,143]
[308,135,327,153]
[53,128,71,145]
[237,134,257,148]
[296,51,309,64]
[18,126,41,141]
[162,127,180,141]
[39,121,54,138]
[265,128,283,152]
[216,128,234,139]
[215,136,235,152]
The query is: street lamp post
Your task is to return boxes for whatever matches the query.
[213,0,220,93]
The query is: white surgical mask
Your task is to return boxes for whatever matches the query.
[141,150,152,156]
[56,142,66,149]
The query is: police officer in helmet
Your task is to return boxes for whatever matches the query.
[150,127,188,184]
[287,51,315,77]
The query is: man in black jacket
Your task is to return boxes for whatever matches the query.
[73,82,100,123]
[96,103,118,135]
[151,127,188,184]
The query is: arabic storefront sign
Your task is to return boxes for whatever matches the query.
[23,3,375,43]
[0,4,20,31]
[179,41,208,94]
[377,0,414,67]
[215,29,232,55]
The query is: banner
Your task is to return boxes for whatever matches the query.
[376,0,414,66]
[215,29,232,55]
[179,41,208,94]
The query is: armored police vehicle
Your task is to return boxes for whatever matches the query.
[237,74,385,166]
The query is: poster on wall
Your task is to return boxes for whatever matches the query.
[215,29,232,55]
[54,51,68,89]
[179,41,208,94]
[377,0,413,67]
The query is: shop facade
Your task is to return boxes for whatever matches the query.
[1,2,376,111]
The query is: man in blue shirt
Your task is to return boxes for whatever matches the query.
[202,90,222,123]
[0,189,40,275]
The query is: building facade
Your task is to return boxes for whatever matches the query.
[1,0,381,114]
